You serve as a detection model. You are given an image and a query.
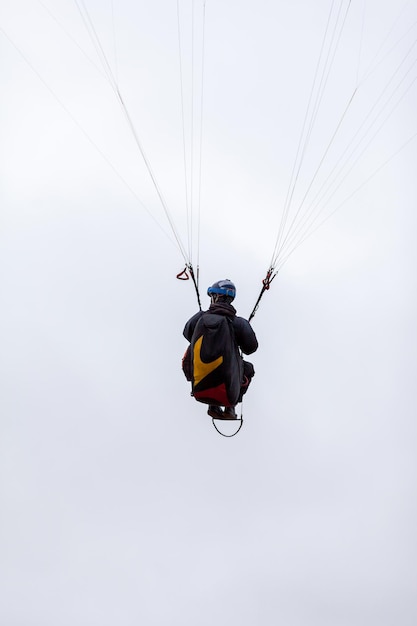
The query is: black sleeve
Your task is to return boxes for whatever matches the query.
[233,317,258,355]
[183,311,204,342]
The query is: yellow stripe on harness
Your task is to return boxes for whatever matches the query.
[193,335,223,386]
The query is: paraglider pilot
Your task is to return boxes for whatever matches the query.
[183,279,258,419]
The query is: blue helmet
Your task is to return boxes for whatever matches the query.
[207,279,236,301]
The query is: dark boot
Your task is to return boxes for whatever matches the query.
[207,405,224,419]
[223,406,238,419]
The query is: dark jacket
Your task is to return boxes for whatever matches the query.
[183,302,258,355]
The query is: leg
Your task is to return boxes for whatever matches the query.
[238,361,255,402]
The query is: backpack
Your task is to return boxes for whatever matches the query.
[188,313,243,407]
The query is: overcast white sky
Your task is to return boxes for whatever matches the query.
[1,1,417,625]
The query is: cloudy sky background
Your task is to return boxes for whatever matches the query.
[1,1,417,624]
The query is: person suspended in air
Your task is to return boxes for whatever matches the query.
[182,279,258,420]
